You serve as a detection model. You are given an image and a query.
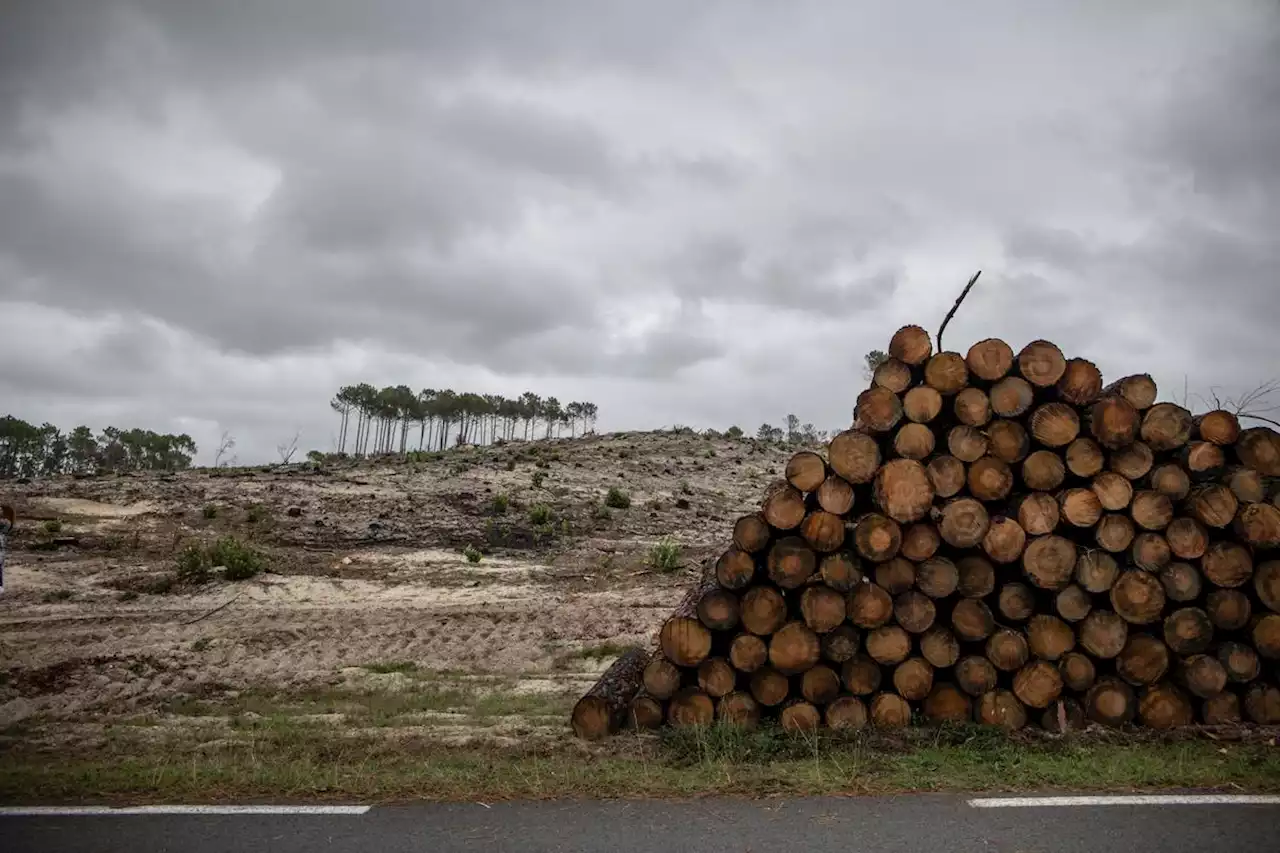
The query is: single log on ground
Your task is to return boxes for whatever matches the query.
[947,425,989,463]
[741,586,788,636]
[1086,677,1137,727]
[1138,683,1194,729]
[1111,570,1166,625]
[1018,340,1067,387]
[768,537,818,589]
[842,655,883,695]
[1111,442,1155,481]
[762,481,807,531]
[875,557,916,595]
[1257,560,1280,614]
[1201,541,1253,589]
[1023,534,1077,590]
[1116,634,1170,686]
[829,430,882,485]
[820,551,863,592]
[1253,613,1280,659]
[954,387,992,427]
[957,655,1000,697]
[865,625,912,665]
[1043,698,1087,733]
[1236,427,1280,476]
[697,657,738,698]
[1104,374,1158,410]
[1225,467,1266,504]
[991,376,1036,418]
[1179,655,1228,699]
[874,357,914,393]
[924,683,973,723]
[1132,532,1172,572]
[749,666,790,706]
[780,699,821,733]
[998,582,1037,622]
[989,419,1032,464]
[716,548,756,590]
[1235,503,1280,548]
[939,497,991,548]
[800,664,842,705]
[769,622,821,675]
[1164,607,1214,656]
[732,514,772,554]
[1030,403,1080,448]
[889,324,933,365]
[1141,403,1193,451]
[643,654,683,700]
[1017,492,1061,535]
[870,692,913,728]
[1201,692,1242,725]
[1131,491,1174,531]
[1060,488,1103,528]
[1027,614,1076,660]
[854,513,902,562]
[895,590,937,634]
[856,386,905,433]
[571,647,651,740]
[1217,641,1260,683]
[730,633,768,673]
[629,694,665,730]
[1160,562,1203,603]
[920,626,960,668]
[786,450,828,493]
[893,657,935,701]
[716,692,761,728]
[801,510,846,553]
[1150,464,1192,501]
[821,624,861,663]
[1194,410,1241,446]
[900,522,941,562]
[800,585,847,633]
[848,583,894,629]
[1091,396,1141,449]
[894,422,936,460]
[1065,437,1106,478]
[969,456,1014,502]
[1059,652,1097,692]
[925,351,969,395]
[1058,357,1104,405]
[874,459,935,523]
[1188,485,1239,530]
[983,517,1027,564]
[1055,584,1093,623]
[903,386,944,424]
[1092,472,1134,511]
[825,695,870,729]
[1095,514,1136,553]
[1023,450,1066,491]
[957,555,996,598]
[1013,660,1063,709]
[1166,517,1209,560]
[1244,683,1280,724]
[952,599,996,641]
[917,556,959,598]
[986,628,1030,672]
[1183,442,1226,479]
[977,689,1028,729]
[1079,609,1129,659]
[661,617,713,667]
[1206,589,1251,631]
[1076,550,1120,593]
[926,454,967,498]
[697,588,741,631]
[967,338,1014,381]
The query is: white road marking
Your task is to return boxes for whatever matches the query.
[968,795,1280,808]
[0,805,371,817]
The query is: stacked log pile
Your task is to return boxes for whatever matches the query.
[571,325,1280,739]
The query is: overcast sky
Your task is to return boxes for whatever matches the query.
[2,1,1277,463]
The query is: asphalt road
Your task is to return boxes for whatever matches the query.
[3,795,1278,852]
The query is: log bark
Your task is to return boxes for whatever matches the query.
[800,664,842,705]
[801,510,846,553]
[1179,654,1227,699]
[786,450,828,493]
[924,683,973,723]
[1138,683,1194,729]
[954,387,992,427]
[939,497,991,548]
[1183,441,1226,478]
[1194,409,1241,446]
[697,657,738,698]
[1116,633,1170,686]
[1164,607,1213,656]
[1103,374,1158,410]
[903,386,944,424]
[1017,492,1060,535]
[998,582,1036,622]
[1095,513,1136,553]
[924,351,969,395]
[821,624,861,663]
[968,457,1014,502]
[991,376,1036,418]
[865,624,912,665]
[988,419,1031,464]
[1217,641,1260,683]
[920,626,960,668]
[1030,403,1080,447]
[800,585,847,633]
[1086,677,1136,726]
[716,692,761,728]
[819,552,863,592]
[697,588,741,631]
[926,454,967,498]
[1079,609,1129,659]
[716,548,757,590]
[855,386,905,433]
[1201,692,1242,725]
[873,357,914,393]
[1205,589,1252,631]
[874,557,916,595]
[1201,540,1253,589]
[1257,560,1280,614]
[629,694,665,730]
[1150,464,1192,501]
[1027,614,1076,660]
[894,590,937,633]
[1055,584,1093,623]
[1111,569,1166,625]
[982,516,1027,564]
[644,654,684,700]
[1022,534,1077,590]
[769,621,821,674]
[874,459,935,523]
[661,581,718,666]
[842,655,882,695]
[952,598,996,641]
[870,692,913,728]
[889,324,933,365]
[1023,450,1066,491]
[854,513,902,562]
[1076,549,1120,594]
[749,666,790,706]
[762,481,807,530]
[1110,442,1154,480]
[1131,532,1172,572]
[1251,613,1280,659]
[571,647,652,740]
[1141,403,1193,451]
[1166,516,1209,560]
[741,586,788,636]
[1059,488,1103,528]
[1236,427,1280,476]
[767,536,818,589]
[1244,683,1280,724]
[1059,652,1097,692]
[1235,502,1280,548]
[1013,660,1064,709]
[916,556,959,598]
[1225,467,1265,504]
[977,689,1027,729]
[893,657,935,701]
[966,338,1014,381]
[848,583,894,628]
[1131,491,1173,530]
[1159,561,1203,602]
[729,633,768,673]
[986,627,1030,672]
[667,687,715,726]
[825,695,870,729]
[900,522,941,562]
[1187,484,1238,529]
[828,430,882,485]
[732,514,772,553]
[815,475,856,516]
[1092,471,1134,511]
[957,655,1000,696]
[1090,396,1141,449]
[956,555,996,598]
[893,422,936,460]
[1065,437,1106,478]
[1018,340,1067,387]
[1057,358,1104,405]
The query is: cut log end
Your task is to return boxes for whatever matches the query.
[924,351,969,395]
[1057,358,1103,405]
[828,430,882,485]
[874,459,935,523]
[571,647,651,740]
[889,324,933,366]
[856,386,905,433]
[785,450,828,493]
[966,338,1014,381]
[1017,339,1067,388]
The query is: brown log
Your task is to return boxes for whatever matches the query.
[1150,464,1192,501]
[732,514,772,554]
[952,598,996,641]
[1166,517,1209,560]
[855,386,905,433]
[916,556,959,598]
[1159,562,1203,602]
[1075,549,1119,593]
[1065,437,1106,478]
[780,700,822,733]
[741,586,788,635]
[644,654,684,700]
[939,497,991,548]
[954,387,993,427]
[762,481,807,530]
[1187,484,1238,529]
[1236,427,1280,476]
[1244,683,1280,724]
[894,590,937,634]
[873,357,914,393]
[1017,492,1061,535]
[865,624,912,665]
[1079,609,1129,659]
[991,376,1036,418]
[1027,613,1076,660]
[874,459,935,523]
[1013,660,1063,709]
[1023,450,1066,491]
[1257,560,1280,614]
[716,691,761,728]
[1225,467,1265,504]
[998,582,1037,622]
[1201,540,1253,589]
[819,551,863,592]
[1104,374,1158,410]
[1111,569,1166,625]
[1059,488,1103,528]
[749,666,790,706]
[900,522,941,562]
[1086,677,1136,726]
[870,692,913,728]
[981,516,1026,564]
[767,537,818,589]
[903,386,944,424]
[571,647,651,740]
[1042,698,1087,733]
[667,687,715,726]
[1017,339,1067,387]
[1131,532,1172,572]
[825,695,869,729]
[893,657,935,702]
[1116,634,1170,686]
[854,513,902,562]
[1110,442,1154,481]
[1092,472,1134,511]
[924,351,969,395]
[986,627,1030,672]
[977,689,1028,729]
[1131,491,1174,531]
[800,664,842,705]
[1164,607,1213,655]
[1205,589,1251,631]
[1141,403,1193,451]
[947,425,989,463]
[1022,534,1077,590]
[848,583,894,629]
[1030,403,1081,448]
[926,454,967,498]
[821,624,861,663]
[1057,357,1104,405]
[1183,441,1226,478]
[729,633,768,673]
[1217,641,1260,683]
[894,422,936,460]
[698,588,741,631]
[1138,683,1194,729]
[1179,655,1227,699]
[956,655,1000,697]
[629,694,665,730]
[1201,691,1242,725]
[1235,502,1280,548]
[968,457,1014,502]
[716,548,757,590]
[1194,409,1241,446]
[1055,584,1093,623]
[769,621,821,675]
[662,617,713,667]
[785,450,828,492]
[801,510,846,553]
[800,585,847,633]
[988,419,1031,464]
[920,626,960,668]
[924,683,973,723]
[1090,396,1141,449]
[697,657,738,698]
[875,557,916,595]
[1252,613,1280,659]
[828,430,882,485]
[966,338,1014,381]
[889,324,933,365]
[1059,651,1097,692]
[1095,514,1136,553]
[957,555,996,598]
[842,654,883,695]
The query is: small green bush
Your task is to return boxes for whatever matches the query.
[39,519,63,535]
[528,504,553,525]
[505,460,516,471]
[491,493,510,514]
[209,537,265,581]
[605,487,631,509]
[245,504,267,524]
[679,480,692,495]
[201,504,218,519]
[175,544,212,584]
[531,470,547,489]
[591,503,612,520]
[648,537,682,573]
[463,545,483,564]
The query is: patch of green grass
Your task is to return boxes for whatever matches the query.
[202,504,218,519]
[191,638,210,652]
[591,503,611,520]
[362,661,418,675]
[245,504,268,524]
[175,544,212,584]
[605,486,631,509]
[39,519,63,535]
[491,493,510,514]
[463,545,483,564]
[40,589,74,603]
[648,537,681,573]
[209,537,265,580]
[528,504,553,525]
[531,470,547,488]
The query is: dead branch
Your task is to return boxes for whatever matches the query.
[936,270,983,352]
